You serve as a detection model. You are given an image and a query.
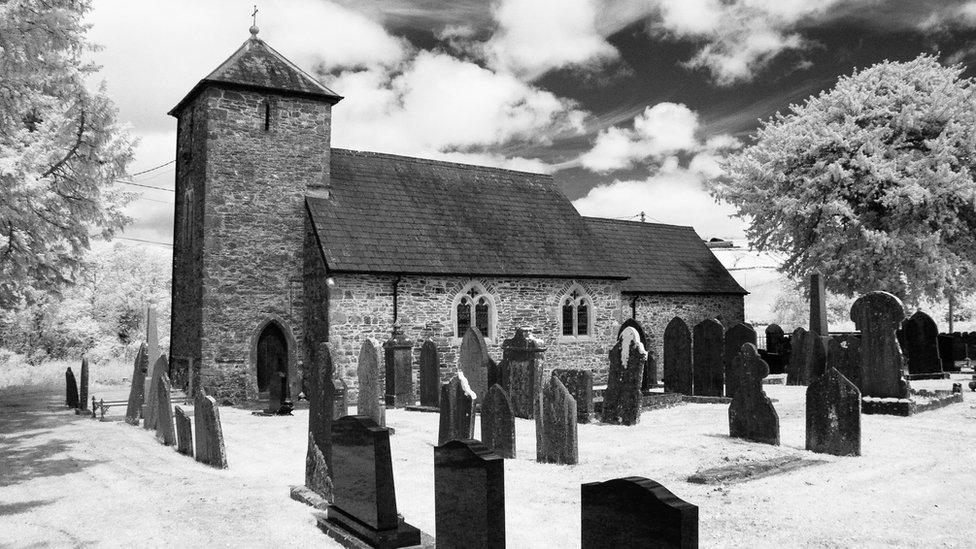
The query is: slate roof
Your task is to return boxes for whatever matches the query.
[583,217,748,295]
[169,36,341,115]
[306,149,625,279]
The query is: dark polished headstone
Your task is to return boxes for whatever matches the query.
[175,405,193,456]
[536,375,578,465]
[438,373,476,445]
[65,367,79,409]
[481,384,516,459]
[155,373,176,446]
[692,318,724,397]
[809,272,829,336]
[806,368,861,456]
[602,327,646,425]
[787,327,808,386]
[499,328,545,419]
[828,335,862,391]
[851,291,909,399]
[78,357,89,411]
[938,334,958,372]
[143,354,169,430]
[383,325,414,407]
[581,476,698,549]
[419,339,441,408]
[552,368,594,423]
[358,338,386,427]
[899,310,944,377]
[194,389,228,469]
[125,343,148,425]
[459,326,492,406]
[723,323,757,399]
[435,439,506,549]
[325,415,420,548]
[728,344,779,445]
[663,317,693,395]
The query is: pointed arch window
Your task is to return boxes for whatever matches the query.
[454,282,494,339]
[559,286,593,339]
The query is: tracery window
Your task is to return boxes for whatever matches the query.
[560,286,593,338]
[455,283,493,338]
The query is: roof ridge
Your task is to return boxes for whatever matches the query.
[582,216,694,231]
[331,148,553,179]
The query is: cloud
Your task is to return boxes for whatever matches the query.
[578,103,703,173]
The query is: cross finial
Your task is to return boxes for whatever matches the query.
[249,5,260,38]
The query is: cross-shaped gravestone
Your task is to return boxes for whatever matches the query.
[728,344,779,445]
[663,316,693,395]
[850,291,909,399]
[692,319,724,397]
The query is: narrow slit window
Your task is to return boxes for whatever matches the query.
[263,101,271,131]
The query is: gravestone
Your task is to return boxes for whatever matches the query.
[786,327,808,385]
[435,439,506,549]
[194,390,228,469]
[78,357,89,411]
[144,306,160,398]
[724,323,757,399]
[459,326,492,406]
[938,334,957,372]
[308,343,335,480]
[618,319,652,391]
[806,367,861,456]
[65,367,79,408]
[143,354,168,430]
[419,339,440,408]
[808,334,830,382]
[357,338,386,427]
[125,343,149,425]
[552,368,594,423]
[499,328,545,419]
[602,327,646,425]
[383,325,413,407]
[850,291,909,399]
[765,324,786,354]
[155,373,176,446]
[899,310,945,378]
[809,272,829,336]
[306,432,333,503]
[581,477,698,549]
[481,384,516,459]
[332,377,348,420]
[692,319,724,397]
[536,375,578,465]
[174,405,193,456]
[728,344,779,445]
[323,415,421,547]
[828,335,862,391]
[438,373,477,445]
[663,316,693,395]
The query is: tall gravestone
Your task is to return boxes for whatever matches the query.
[692,319,724,397]
[723,323,757,399]
[809,272,829,336]
[143,354,169,430]
[602,327,646,425]
[145,305,160,396]
[806,335,830,383]
[323,415,421,547]
[419,339,440,408]
[459,326,492,406]
[787,327,808,386]
[125,343,149,425]
[65,367,79,409]
[435,439,506,549]
[357,338,386,427]
[552,368,594,423]
[937,334,956,372]
[194,389,228,469]
[308,343,335,479]
[438,373,477,445]
[481,384,516,459]
[828,335,862,391]
[155,373,176,446]
[536,375,578,465]
[806,368,861,456]
[581,477,698,549]
[728,344,779,445]
[763,324,787,374]
[663,316,693,395]
[174,406,193,456]
[383,324,413,407]
[77,357,89,412]
[850,291,909,399]
[899,310,945,378]
[498,328,545,419]
[618,319,652,391]
[332,377,348,420]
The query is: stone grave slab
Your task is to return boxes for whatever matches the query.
[687,455,826,484]
[358,338,386,427]
[601,327,646,425]
[552,368,594,423]
[481,384,515,459]
[155,373,176,446]
[383,325,414,407]
[435,439,505,549]
[899,310,948,379]
[692,319,724,397]
[459,326,492,406]
[125,343,148,425]
[806,367,861,456]
[728,344,779,445]
[438,373,476,445]
[663,317,693,395]
[850,291,909,399]
[827,335,862,391]
[143,354,168,430]
[418,339,440,408]
[175,405,193,456]
[65,367,79,409]
[536,375,578,465]
[582,476,697,549]
[723,323,756,399]
[194,390,228,469]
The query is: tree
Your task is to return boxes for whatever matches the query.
[714,55,976,303]
[0,1,135,309]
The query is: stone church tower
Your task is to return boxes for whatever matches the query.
[168,28,341,400]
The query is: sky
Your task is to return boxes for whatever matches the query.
[85,0,976,247]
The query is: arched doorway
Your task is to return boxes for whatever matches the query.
[256,323,289,412]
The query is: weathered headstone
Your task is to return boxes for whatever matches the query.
[828,335,862,391]
[602,327,646,425]
[723,323,757,399]
[125,343,149,425]
[65,367,79,409]
[435,439,505,549]
[438,373,477,445]
[663,316,693,395]
[78,357,89,411]
[899,310,945,378]
[806,367,861,456]
[809,272,829,336]
[765,324,786,354]
[552,368,594,423]
[850,291,909,399]
[155,373,176,446]
[499,328,545,419]
[728,344,779,445]
[308,343,335,481]
[419,339,440,408]
[143,354,169,430]
[357,338,386,427]
[581,477,698,549]
[193,389,228,469]
[144,305,160,397]
[174,405,193,456]
[618,319,652,392]
[481,384,516,459]
[536,375,578,465]
[459,326,493,406]
[383,324,413,407]
[323,415,420,547]
[807,334,830,382]
[332,377,348,420]
[692,319,724,397]
[787,327,808,386]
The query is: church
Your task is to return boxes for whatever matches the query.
[166,28,747,403]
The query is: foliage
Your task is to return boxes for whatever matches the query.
[715,55,976,302]
[769,281,855,331]
[0,0,135,309]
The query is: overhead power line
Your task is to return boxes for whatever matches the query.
[120,180,175,192]
[115,236,173,247]
[129,159,175,178]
